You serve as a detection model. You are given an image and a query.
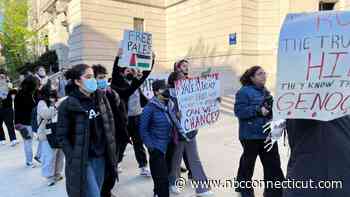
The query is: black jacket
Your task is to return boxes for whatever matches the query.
[110,56,153,111]
[110,56,153,143]
[14,90,37,125]
[56,89,118,197]
[285,117,350,197]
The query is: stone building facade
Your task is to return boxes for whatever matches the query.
[29,0,350,89]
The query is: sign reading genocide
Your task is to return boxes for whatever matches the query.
[118,30,152,70]
[274,11,350,121]
[175,73,221,133]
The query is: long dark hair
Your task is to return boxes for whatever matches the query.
[20,75,39,94]
[239,66,262,86]
[39,81,58,106]
[64,64,91,93]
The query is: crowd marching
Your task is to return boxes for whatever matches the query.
[1,45,349,197]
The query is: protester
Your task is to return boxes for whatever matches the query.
[110,50,154,176]
[36,83,64,186]
[92,64,127,197]
[167,71,214,196]
[35,66,49,88]
[140,79,180,197]
[0,69,18,146]
[14,75,39,167]
[56,64,118,197]
[234,66,284,197]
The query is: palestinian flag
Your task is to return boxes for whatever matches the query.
[137,54,151,69]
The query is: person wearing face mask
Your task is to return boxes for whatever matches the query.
[167,72,214,197]
[56,64,118,197]
[36,84,64,186]
[92,64,127,197]
[139,80,181,197]
[0,69,18,146]
[15,75,40,167]
[110,49,154,176]
[35,66,49,88]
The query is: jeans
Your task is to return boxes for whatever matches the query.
[169,138,210,193]
[236,140,285,197]
[36,140,43,160]
[149,148,169,197]
[22,125,33,164]
[41,140,64,178]
[86,157,106,197]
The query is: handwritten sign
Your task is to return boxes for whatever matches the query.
[140,73,169,99]
[118,30,152,70]
[274,11,350,121]
[175,73,221,133]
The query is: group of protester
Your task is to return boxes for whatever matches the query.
[3,46,348,197]
[0,50,216,197]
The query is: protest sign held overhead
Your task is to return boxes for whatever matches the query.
[274,11,350,121]
[175,73,221,133]
[118,30,153,70]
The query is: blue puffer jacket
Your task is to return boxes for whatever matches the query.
[139,97,174,154]
[234,85,270,140]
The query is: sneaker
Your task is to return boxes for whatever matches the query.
[197,191,214,197]
[34,156,41,164]
[48,179,56,187]
[26,162,37,168]
[0,140,6,145]
[55,175,64,182]
[10,140,18,147]
[170,185,182,194]
[139,167,151,177]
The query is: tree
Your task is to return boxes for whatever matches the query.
[0,0,38,76]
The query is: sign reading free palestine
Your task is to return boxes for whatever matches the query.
[274,11,350,121]
[118,30,152,71]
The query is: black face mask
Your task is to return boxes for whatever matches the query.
[126,74,134,81]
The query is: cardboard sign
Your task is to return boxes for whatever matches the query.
[175,73,221,133]
[118,30,152,70]
[140,73,169,99]
[274,11,350,121]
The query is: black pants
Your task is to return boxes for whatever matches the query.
[236,139,284,197]
[149,149,169,197]
[118,115,147,168]
[0,108,16,141]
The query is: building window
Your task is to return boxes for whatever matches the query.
[319,1,336,11]
[134,18,144,32]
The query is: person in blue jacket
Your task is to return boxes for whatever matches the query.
[234,66,284,197]
[139,79,179,197]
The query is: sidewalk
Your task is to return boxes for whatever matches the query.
[0,97,290,197]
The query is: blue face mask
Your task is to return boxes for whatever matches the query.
[82,78,97,93]
[97,79,109,90]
